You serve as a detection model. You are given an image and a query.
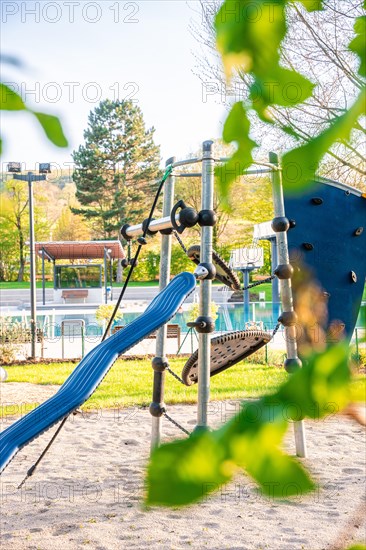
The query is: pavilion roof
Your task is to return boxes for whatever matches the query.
[34,241,125,261]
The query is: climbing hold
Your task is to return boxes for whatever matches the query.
[284,357,302,373]
[302,242,314,251]
[350,271,357,283]
[354,227,363,236]
[311,197,323,205]
[271,216,290,232]
[274,263,294,279]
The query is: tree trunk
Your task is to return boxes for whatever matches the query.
[17,259,25,282]
[17,225,25,282]
[116,258,123,283]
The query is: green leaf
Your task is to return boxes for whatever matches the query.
[295,0,323,11]
[216,101,257,208]
[276,344,351,419]
[218,405,314,497]
[345,545,366,550]
[0,83,26,111]
[215,1,287,80]
[250,67,315,117]
[147,432,232,506]
[146,343,350,507]
[215,1,315,113]
[33,112,68,148]
[349,15,366,77]
[282,89,366,191]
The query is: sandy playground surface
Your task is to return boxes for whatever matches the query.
[0,382,365,550]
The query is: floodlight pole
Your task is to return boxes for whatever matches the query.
[13,171,46,359]
[28,173,40,359]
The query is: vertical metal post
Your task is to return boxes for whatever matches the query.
[270,238,280,303]
[110,258,113,301]
[81,321,85,358]
[28,173,37,359]
[150,157,176,450]
[196,140,214,430]
[270,152,307,458]
[104,248,108,304]
[42,248,46,306]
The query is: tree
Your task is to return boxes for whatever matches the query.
[192,0,365,189]
[72,99,161,239]
[53,207,91,242]
[0,179,49,281]
[0,180,29,281]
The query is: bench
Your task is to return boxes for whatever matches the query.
[112,323,181,349]
[62,290,88,303]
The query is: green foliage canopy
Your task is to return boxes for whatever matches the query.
[214,0,366,198]
[72,100,161,238]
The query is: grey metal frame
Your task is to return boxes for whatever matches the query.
[270,152,307,458]
[151,157,176,450]
[124,143,306,456]
[196,141,214,429]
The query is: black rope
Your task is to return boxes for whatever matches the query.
[242,274,276,291]
[17,416,68,489]
[102,165,173,340]
[272,322,281,338]
[172,230,189,255]
[163,412,191,436]
[16,167,173,489]
[166,366,186,385]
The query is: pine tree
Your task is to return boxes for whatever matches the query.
[72,100,161,239]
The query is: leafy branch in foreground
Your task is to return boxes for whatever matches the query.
[214,0,365,199]
[146,343,350,506]
[0,82,68,154]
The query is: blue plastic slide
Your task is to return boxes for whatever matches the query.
[0,272,196,473]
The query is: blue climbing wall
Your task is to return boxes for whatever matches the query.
[284,179,366,340]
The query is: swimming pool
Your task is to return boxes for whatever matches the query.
[3,301,365,338]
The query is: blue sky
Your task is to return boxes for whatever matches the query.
[1,1,228,172]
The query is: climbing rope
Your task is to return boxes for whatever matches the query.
[166,365,186,385]
[242,274,276,291]
[102,165,174,340]
[272,321,281,338]
[172,229,189,255]
[163,411,191,436]
[17,416,69,488]
[16,166,174,489]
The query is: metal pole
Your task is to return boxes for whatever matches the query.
[42,248,46,306]
[110,258,113,302]
[270,238,280,303]
[270,152,307,458]
[243,269,250,325]
[61,321,65,359]
[28,173,37,359]
[124,214,178,238]
[196,140,214,430]
[104,248,108,304]
[81,321,85,358]
[150,156,176,451]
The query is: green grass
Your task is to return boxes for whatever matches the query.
[2,357,364,417]
[2,358,288,414]
[0,281,160,289]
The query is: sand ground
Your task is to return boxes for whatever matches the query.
[0,382,365,550]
